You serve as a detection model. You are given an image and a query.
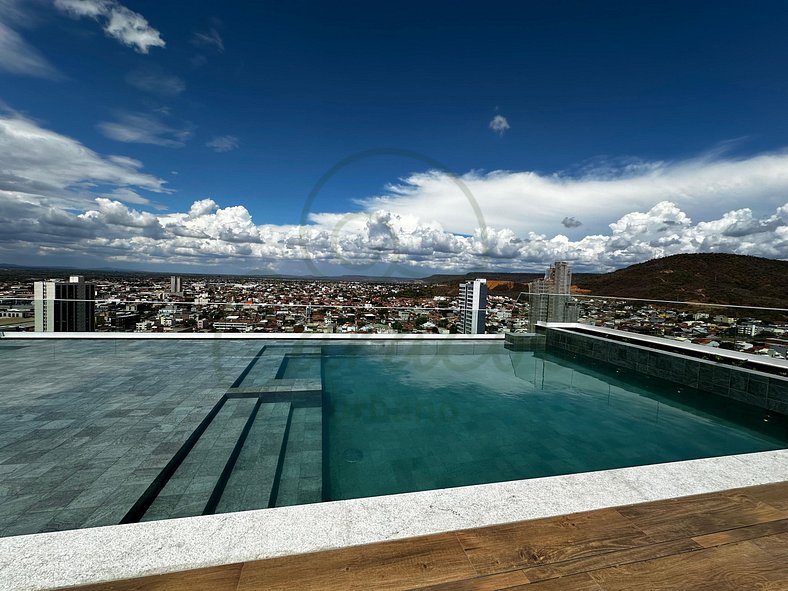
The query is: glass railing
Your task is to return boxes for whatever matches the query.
[509,292,788,361]
[0,298,503,335]
[2,294,787,362]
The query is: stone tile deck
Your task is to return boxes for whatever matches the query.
[0,339,284,536]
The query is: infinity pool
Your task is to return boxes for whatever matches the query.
[0,338,786,538]
[323,347,788,500]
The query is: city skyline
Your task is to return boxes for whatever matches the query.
[2,1,788,275]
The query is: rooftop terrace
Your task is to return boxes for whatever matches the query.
[0,330,786,590]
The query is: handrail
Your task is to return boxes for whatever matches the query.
[509,292,788,313]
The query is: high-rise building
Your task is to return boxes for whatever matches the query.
[528,261,577,331]
[170,276,182,295]
[34,276,96,332]
[458,278,488,334]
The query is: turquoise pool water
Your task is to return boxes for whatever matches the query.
[322,347,788,501]
[276,353,321,380]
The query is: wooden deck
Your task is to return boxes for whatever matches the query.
[69,481,788,591]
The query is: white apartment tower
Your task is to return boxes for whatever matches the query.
[528,261,577,331]
[34,276,96,332]
[458,278,488,334]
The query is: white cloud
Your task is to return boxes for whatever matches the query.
[0,1,60,78]
[2,118,787,274]
[0,111,167,202]
[3,183,787,273]
[125,67,185,96]
[205,135,239,153]
[489,114,510,135]
[97,111,193,147]
[359,152,788,239]
[0,110,169,252]
[191,27,223,52]
[0,21,59,77]
[53,0,164,54]
[101,187,168,210]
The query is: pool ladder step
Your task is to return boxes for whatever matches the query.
[138,397,259,521]
[209,401,293,514]
[128,397,301,522]
[122,344,324,523]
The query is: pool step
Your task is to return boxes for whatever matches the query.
[126,345,325,523]
[139,397,258,521]
[212,401,292,513]
[271,405,323,507]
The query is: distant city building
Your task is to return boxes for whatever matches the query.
[0,306,33,318]
[170,276,182,295]
[109,312,139,331]
[34,276,95,332]
[713,315,736,325]
[738,323,760,337]
[528,261,577,331]
[459,278,488,334]
[764,338,788,358]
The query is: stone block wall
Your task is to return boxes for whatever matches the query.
[546,328,788,415]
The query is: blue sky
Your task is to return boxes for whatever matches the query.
[2,1,788,275]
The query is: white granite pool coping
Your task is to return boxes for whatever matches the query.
[1,449,786,591]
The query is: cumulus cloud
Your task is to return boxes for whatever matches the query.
[359,152,788,240]
[561,216,582,228]
[0,1,60,78]
[125,67,185,96]
[205,135,239,153]
[3,184,787,273]
[0,109,176,260]
[53,0,164,53]
[97,111,193,147]
[3,115,788,274]
[489,115,510,135]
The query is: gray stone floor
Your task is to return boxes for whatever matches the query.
[0,339,268,537]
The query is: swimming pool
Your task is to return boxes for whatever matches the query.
[323,346,787,500]
[0,337,786,538]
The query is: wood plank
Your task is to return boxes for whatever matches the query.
[236,533,477,591]
[498,572,606,591]
[521,537,702,583]
[738,481,788,513]
[749,531,788,561]
[588,539,788,591]
[455,508,654,575]
[692,517,788,548]
[616,490,786,543]
[411,569,528,590]
[63,563,242,591]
